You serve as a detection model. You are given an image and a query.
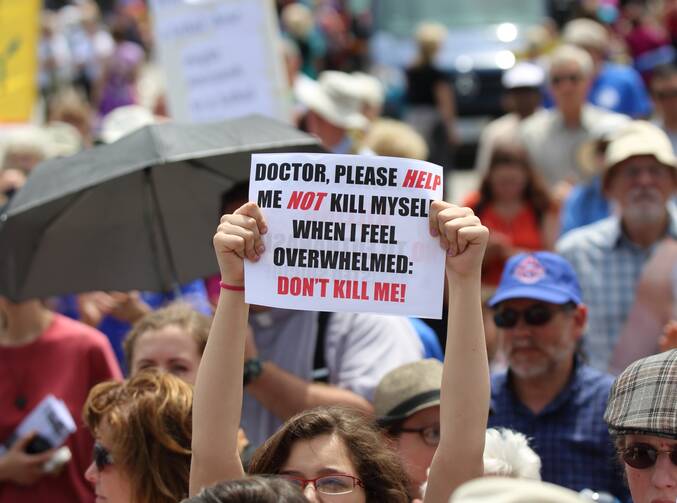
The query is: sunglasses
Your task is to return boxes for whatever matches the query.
[550,73,584,86]
[654,89,677,100]
[622,443,677,469]
[493,303,572,329]
[93,442,114,471]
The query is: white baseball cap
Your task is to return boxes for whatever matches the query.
[502,62,545,89]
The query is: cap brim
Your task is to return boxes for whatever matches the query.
[377,398,441,426]
[488,285,579,307]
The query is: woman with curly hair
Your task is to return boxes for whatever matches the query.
[83,369,193,503]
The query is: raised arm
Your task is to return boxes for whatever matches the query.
[189,202,267,495]
[424,201,490,503]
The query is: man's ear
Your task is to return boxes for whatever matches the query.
[572,304,588,341]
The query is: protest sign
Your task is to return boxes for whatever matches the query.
[245,153,446,318]
[0,0,39,123]
[149,0,289,123]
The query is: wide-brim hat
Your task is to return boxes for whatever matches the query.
[602,120,677,183]
[450,477,585,503]
[374,359,443,425]
[604,349,677,439]
[295,72,368,130]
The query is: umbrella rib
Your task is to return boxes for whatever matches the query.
[143,168,181,294]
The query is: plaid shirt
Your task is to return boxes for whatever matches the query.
[488,362,630,502]
[556,208,677,371]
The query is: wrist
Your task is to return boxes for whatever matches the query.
[243,357,264,386]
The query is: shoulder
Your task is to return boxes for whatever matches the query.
[520,109,552,131]
[573,364,615,404]
[556,217,617,254]
[46,313,109,345]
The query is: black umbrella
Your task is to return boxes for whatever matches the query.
[0,115,323,301]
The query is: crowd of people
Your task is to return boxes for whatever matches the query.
[2,0,677,502]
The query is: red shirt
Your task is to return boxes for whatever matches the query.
[0,313,122,503]
[464,192,543,285]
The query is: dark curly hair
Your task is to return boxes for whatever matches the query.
[248,406,409,503]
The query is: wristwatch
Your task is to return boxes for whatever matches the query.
[243,357,263,386]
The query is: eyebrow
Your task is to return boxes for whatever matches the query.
[279,467,351,477]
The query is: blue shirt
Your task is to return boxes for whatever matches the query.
[55,279,212,373]
[488,362,630,501]
[560,176,610,236]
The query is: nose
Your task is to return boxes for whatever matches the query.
[650,453,677,489]
[636,168,656,186]
[303,484,321,502]
[84,461,97,484]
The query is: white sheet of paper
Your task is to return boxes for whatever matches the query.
[245,153,446,318]
[0,395,76,454]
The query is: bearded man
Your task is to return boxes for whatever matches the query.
[486,252,629,501]
[557,121,677,372]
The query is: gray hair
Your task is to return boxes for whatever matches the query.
[483,428,542,480]
[548,44,594,78]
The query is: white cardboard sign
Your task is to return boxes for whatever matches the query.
[149,0,289,123]
[245,153,446,318]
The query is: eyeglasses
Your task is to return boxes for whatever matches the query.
[396,424,440,447]
[281,474,364,495]
[622,443,677,469]
[617,163,672,181]
[93,442,114,471]
[550,73,584,86]
[493,303,571,329]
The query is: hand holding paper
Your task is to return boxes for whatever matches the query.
[213,202,268,286]
[0,433,57,485]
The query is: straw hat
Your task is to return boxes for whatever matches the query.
[296,71,368,130]
[602,120,677,182]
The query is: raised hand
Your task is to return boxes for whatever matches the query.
[428,201,488,278]
[212,202,268,286]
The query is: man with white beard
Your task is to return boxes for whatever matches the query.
[557,121,677,372]
[486,252,629,500]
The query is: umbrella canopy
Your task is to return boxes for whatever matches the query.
[0,115,324,301]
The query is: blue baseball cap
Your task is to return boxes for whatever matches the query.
[487,252,582,307]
